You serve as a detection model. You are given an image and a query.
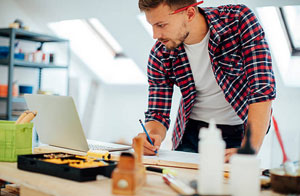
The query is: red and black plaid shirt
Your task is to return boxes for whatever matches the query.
[145,4,276,149]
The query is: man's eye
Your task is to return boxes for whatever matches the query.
[157,24,166,28]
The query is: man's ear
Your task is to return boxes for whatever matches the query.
[186,7,196,22]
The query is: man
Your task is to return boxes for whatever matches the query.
[133,0,276,162]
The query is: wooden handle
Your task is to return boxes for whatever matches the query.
[15,110,30,124]
[18,111,37,124]
[133,136,143,164]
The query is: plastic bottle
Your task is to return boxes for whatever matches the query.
[198,119,225,195]
[230,126,260,196]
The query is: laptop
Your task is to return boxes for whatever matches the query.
[24,94,132,152]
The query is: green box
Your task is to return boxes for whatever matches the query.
[0,120,33,162]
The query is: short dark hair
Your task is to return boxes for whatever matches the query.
[138,0,197,11]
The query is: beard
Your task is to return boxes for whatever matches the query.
[158,23,189,51]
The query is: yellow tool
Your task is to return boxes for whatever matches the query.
[87,150,111,161]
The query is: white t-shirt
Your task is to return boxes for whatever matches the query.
[183,30,243,125]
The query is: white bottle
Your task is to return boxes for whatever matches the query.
[198,119,225,195]
[230,126,260,196]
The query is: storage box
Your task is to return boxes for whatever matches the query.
[18,153,117,182]
[0,121,33,162]
[0,84,19,97]
[0,46,25,60]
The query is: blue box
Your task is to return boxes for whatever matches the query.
[0,46,25,60]
[19,85,33,94]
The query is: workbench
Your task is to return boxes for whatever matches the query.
[0,146,282,196]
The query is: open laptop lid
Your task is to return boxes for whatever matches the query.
[24,94,90,152]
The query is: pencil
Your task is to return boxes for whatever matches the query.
[139,119,157,154]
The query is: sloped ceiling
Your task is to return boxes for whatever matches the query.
[14,0,300,74]
[14,0,154,74]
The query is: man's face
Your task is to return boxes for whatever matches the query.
[145,3,189,50]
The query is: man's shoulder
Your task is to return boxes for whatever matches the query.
[202,4,252,19]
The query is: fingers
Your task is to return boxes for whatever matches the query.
[152,135,162,146]
[224,154,231,163]
[132,133,161,155]
[224,148,238,163]
[138,133,157,152]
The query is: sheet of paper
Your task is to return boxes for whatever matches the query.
[144,149,200,165]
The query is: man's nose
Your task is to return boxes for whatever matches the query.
[152,28,161,40]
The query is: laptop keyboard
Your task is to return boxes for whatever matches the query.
[87,140,132,151]
[88,144,114,150]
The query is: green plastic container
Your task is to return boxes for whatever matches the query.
[0,120,33,162]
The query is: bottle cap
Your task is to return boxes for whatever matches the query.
[199,119,222,140]
[237,125,255,154]
[207,119,222,139]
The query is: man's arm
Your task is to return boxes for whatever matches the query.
[225,5,276,162]
[132,42,174,155]
[246,100,272,152]
[225,100,272,162]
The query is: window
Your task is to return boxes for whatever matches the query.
[280,6,300,55]
[48,19,147,84]
[256,6,300,87]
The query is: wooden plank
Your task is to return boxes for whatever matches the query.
[4,184,19,195]
[20,185,52,196]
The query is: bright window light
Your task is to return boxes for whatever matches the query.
[137,13,153,38]
[282,6,300,48]
[48,19,147,84]
[88,18,123,54]
[256,7,300,87]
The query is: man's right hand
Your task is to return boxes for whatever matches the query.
[132,120,167,155]
[132,133,162,155]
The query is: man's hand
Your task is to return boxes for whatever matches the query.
[132,133,162,155]
[132,120,167,155]
[225,148,238,163]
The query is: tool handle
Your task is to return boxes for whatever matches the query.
[15,110,29,124]
[146,166,163,173]
[19,111,37,124]
[272,116,288,162]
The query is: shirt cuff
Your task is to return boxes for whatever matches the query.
[145,111,170,130]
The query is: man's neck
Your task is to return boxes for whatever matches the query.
[184,11,208,45]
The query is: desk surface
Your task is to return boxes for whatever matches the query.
[0,147,282,196]
[0,162,198,196]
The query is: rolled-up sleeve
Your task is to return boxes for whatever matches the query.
[239,5,276,104]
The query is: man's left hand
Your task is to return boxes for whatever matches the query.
[225,148,238,163]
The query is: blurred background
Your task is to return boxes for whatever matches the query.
[0,0,299,169]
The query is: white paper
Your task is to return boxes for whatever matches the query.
[144,149,200,165]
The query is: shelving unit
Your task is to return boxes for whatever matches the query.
[0,28,70,120]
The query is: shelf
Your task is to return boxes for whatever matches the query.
[0,28,68,43]
[0,27,69,121]
[0,97,26,103]
[0,116,18,121]
[13,97,26,103]
[0,59,68,69]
